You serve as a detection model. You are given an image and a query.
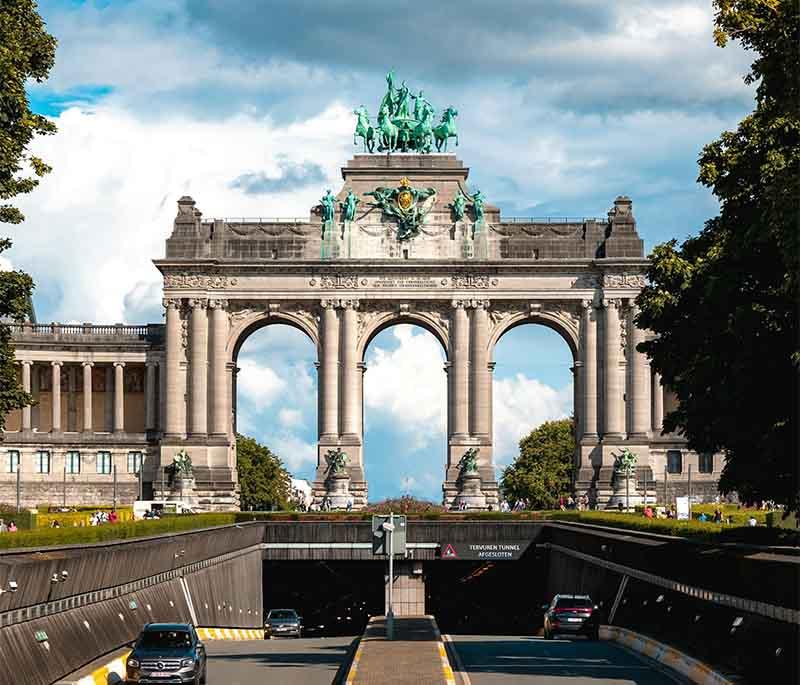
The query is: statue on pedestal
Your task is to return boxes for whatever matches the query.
[453,447,487,511]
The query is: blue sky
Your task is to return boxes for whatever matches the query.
[7,1,753,501]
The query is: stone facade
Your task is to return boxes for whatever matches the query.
[3,153,721,510]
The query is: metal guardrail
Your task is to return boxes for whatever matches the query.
[203,217,309,224]
[502,216,606,224]
[543,542,800,625]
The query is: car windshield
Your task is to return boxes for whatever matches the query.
[269,611,297,620]
[555,598,593,609]
[139,630,192,648]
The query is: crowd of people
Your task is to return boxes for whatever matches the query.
[0,519,18,533]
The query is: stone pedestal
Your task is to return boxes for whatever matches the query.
[324,472,352,509]
[452,472,487,510]
[607,474,643,510]
[173,475,198,509]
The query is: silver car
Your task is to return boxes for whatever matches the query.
[265,609,302,638]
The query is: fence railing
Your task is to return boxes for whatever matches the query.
[202,217,310,224]
[502,216,607,224]
[8,323,164,340]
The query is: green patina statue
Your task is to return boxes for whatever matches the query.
[353,71,459,154]
[449,191,467,221]
[325,447,348,476]
[320,189,336,223]
[457,447,480,478]
[340,189,360,222]
[614,448,638,478]
[470,189,486,222]
[364,177,437,241]
[172,449,193,479]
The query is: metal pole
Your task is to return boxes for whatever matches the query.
[643,469,647,507]
[688,465,692,519]
[138,455,143,501]
[664,464,668,508]
[16,464,21,514]
[63,461,67,509]
[387,512,394,641]
[113,463,117,509]
[625,471,630,512]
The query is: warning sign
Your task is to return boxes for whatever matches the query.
[438,540,531,561]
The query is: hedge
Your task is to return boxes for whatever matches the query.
[549,510,799,545]
[0,513,236,550]
[35,509,134,529]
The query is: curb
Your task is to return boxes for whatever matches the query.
[197,627,263,640]
[343,618,370,684]
[601,625,733,685]
[430,617,456,685]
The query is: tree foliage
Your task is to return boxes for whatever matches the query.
[236,434,292,510]
[636,0,799,510]
[0,1,56,430]
[500,418,575,509]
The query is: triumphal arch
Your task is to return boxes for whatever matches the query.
[7,72,716,511]
[155,73,662,511]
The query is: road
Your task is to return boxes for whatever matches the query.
[206,636,355,684]
[446,635,688,685]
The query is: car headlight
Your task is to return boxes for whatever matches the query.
[127,658,140,668]
[181,658,195,668]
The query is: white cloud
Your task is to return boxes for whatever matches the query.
[0,255,12,271]
[278,408,303,429]
[364,325,447,450]
[492,373,573,469]
[236,357,286,411]
[269,432,317,474]
[11,103,351,323]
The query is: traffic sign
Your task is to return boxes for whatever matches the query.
[372,514,407,555]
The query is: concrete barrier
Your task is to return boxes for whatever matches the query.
[54,648,130,685]
[197,627,263,640]
[601,625,733,685]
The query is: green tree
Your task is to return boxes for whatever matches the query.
[0,1,57,430]
[236,434,292,510]
[501,418,575,509]
[636,0,799,511]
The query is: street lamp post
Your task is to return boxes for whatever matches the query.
[383,513,396,641]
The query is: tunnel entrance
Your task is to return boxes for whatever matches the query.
[263,561,384,637]
[424,544,547,635]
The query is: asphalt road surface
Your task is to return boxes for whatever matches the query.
[206,636,355,685]
[446,635,689,685]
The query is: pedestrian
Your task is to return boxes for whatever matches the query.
[713,508,722,523]
[617,501,624,512]
[346,494,354,512]
[644,506,653,519]
[109,509,118,523]
[7,521,17,533]
[748,515,757,527]
[698,512,708,522]
[567,495,575,509]
[0,519,7,533]
[558,496,565,511]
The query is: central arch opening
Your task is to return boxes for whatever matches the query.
[362,323,447,503]
[233,322,318,506]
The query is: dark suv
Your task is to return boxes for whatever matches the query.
[126,623,207,684]
[542,594,600,640]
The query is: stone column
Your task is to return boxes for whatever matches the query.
[164,299,185,437]
[469,301,490,437]
[158,354,166,431]
[113,362,125,433]
[603,299,624,438]
[67,366,77,431]
[571,363,582,440]
[209,299,229,437]
[145,361,157,431]
[652,370,664,434]
[51,361,62,433]
[21,361,32,431]
[82,362,93,433]
[339,300,359,437]
[581,300,598,438]
[629,306,651,438]
[320,300,340,438]
[104,365,113,430]
[31,363,40,429]
[357,362,367,438]
[450,301,469,437]
[188,298,208,437]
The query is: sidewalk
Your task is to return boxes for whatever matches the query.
[347,615,454,684]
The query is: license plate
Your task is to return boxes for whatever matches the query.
[149,672,171,677]
[567,618,582,622]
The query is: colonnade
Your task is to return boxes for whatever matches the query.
[13,359,160,434]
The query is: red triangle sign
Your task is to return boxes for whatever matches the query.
[443,543,458,559]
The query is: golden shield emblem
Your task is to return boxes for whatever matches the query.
[397,190,413,211]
